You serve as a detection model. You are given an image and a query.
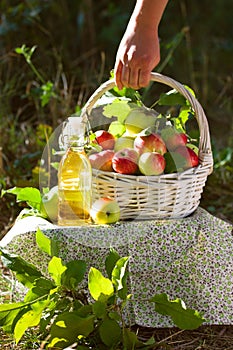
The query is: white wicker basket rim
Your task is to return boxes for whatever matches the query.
[80,72,213,172]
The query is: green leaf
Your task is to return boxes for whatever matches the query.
[14,300,49,344]
[150,293,205,330]
[108,120,126,137]
[48,312,94,348]
[111,256,129,299]
[48,256,67,286]
[0,248,42,288]
[99,318,121,347]
[61,260,86,289]
[123,328,142,349]
[158,89,188,106]
[1,187,42,210]
[36,228,59,257]
[92,301,107,319]
[102,99,132,123]
[40,81,56,107]
[75,305,93,318]
[0,303,25,330]
[88,267,114,301]
[24,277,55,302]
[105,248,121,279]
[108,311,121,322]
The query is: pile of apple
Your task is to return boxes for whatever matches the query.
[88,107,199,176]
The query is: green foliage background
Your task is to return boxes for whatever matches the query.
[0,0,232,233]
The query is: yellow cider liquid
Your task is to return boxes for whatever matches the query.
[58,147,92,226]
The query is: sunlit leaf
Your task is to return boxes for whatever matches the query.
[111,256,129,299]
[48,256,67,286]
[108,121,125,137]
[14,301,49,344]
[48,312,94,348]
[88,267,114,301]
[1,186,42,210]
[103,99,131,123]
[36,228,59,257]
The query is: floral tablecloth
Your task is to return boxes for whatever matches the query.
[1,207,233,327]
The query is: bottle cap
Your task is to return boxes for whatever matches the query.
[59,115,86,150]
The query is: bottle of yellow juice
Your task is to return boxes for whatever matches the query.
[58,116,92,226]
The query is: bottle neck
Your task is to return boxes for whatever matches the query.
[67,135,86,150]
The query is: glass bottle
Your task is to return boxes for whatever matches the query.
[58,116,92,226]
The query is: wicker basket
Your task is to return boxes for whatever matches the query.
[80,72,213,220]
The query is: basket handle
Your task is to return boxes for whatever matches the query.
[81,72,213,167]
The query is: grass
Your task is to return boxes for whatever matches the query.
[1,324,233,349]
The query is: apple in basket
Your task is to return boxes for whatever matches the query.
[139,152,166,176]
[114,136,134,152]
[164,146,199,173]
[134,129,167,155]
[94,130,115,150]
[175,145,199,169]
[89,149,115,171]
[161,127,188,151]
[112,148,139,175]
[90,197,120,224]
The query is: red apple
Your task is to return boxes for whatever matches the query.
[139,152,166,175]
[175,146,199,169]
[89,150,115,172]
[95,130,115,150]
[134,131,167,155]
[165,133,188,150]
[112,148,139,175]
[161,127,188,151]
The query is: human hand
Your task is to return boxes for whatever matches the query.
[114,26,160,90]
[114,0,168,90]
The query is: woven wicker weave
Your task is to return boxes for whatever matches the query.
[80,72,213,220]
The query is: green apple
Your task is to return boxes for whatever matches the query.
[124,108,156,136]
[90,197,120,224]
[139,152,166,175]
[114,136,134,152]
[41,185,58,222]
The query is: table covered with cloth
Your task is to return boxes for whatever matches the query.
[1,207,233,328]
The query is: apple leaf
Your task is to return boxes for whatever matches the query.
[92,300,107,319]
[105,248,121,279]
[171,106,195,132]
[123,328,154,349]
[1,186,42,211]
[102,99,132,123]
[48,256,67,286]
[0,303,25,332]
[111,256,129,299]
[0,248,42,288]
[14,300,50,344]
[158,86,196,107]
[36,228,59,257]
[99,318,121,347]
[88,267,114,301]
[158,89,188,106]
[108,120,126,137]
[150,293,205,330]
[48,312,94,348]
[61,259,86,289]
[24,277,56,302]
